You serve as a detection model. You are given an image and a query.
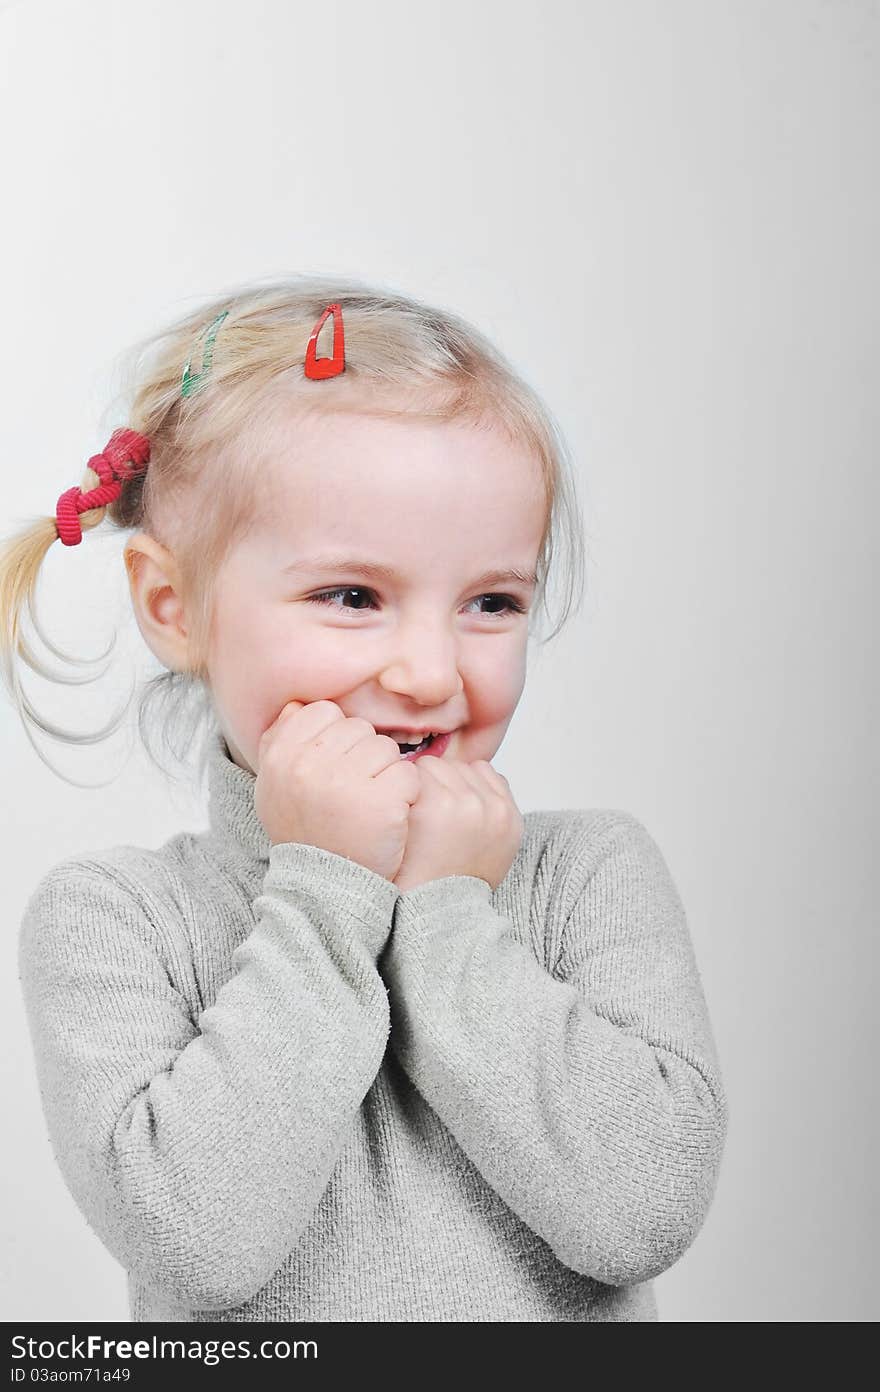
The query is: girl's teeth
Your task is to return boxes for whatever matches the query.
[398,734,433,756]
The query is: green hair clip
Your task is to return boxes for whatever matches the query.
[180,310,229,398]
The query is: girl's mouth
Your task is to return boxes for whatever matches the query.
[397,731,452,760]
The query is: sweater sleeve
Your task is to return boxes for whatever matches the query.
[379,811,728,1287]
[17,840,398,1312]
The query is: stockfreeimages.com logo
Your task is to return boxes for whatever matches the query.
[11,1336,316,1367]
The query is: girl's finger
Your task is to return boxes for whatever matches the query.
[454,761,493,799]
[467,760,511,798]
[414,755,459,787]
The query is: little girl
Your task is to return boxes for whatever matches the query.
[7,275,727,1323]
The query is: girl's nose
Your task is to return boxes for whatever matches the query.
[377,628,464,705]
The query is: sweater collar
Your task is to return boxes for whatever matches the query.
[205,727,273,865]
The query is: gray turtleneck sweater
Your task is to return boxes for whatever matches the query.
[18,728,727,1322]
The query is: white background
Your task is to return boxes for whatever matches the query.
[1,0,877,1321]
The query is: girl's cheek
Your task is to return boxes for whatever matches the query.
[474,652,526,710]
[268,647,366,703]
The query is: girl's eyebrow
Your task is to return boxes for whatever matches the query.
[283,555,537,589]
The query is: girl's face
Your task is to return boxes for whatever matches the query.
[206,410,547,775]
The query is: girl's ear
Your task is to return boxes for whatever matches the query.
[123,533,191,673]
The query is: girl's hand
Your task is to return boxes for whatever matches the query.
[254,701,420,882]
[392,756,524,894]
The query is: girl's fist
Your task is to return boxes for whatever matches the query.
[254,700,420,882]
[391,755,523,894]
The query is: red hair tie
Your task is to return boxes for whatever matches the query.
[55,428,152,547]
[304,303,345,379]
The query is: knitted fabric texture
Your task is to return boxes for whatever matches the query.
[18,728,728,1322]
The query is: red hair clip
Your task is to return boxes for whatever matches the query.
[304,303,345,380]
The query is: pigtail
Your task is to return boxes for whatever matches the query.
[0,431,151,784]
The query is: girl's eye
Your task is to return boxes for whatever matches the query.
[306,587,378,611]
[470,593,527,617]
[305,588,527,617]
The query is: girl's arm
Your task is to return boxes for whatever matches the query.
[380,811,728,1286]
[18,842,397,1312]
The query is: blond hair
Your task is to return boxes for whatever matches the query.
[0,272,588,784]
